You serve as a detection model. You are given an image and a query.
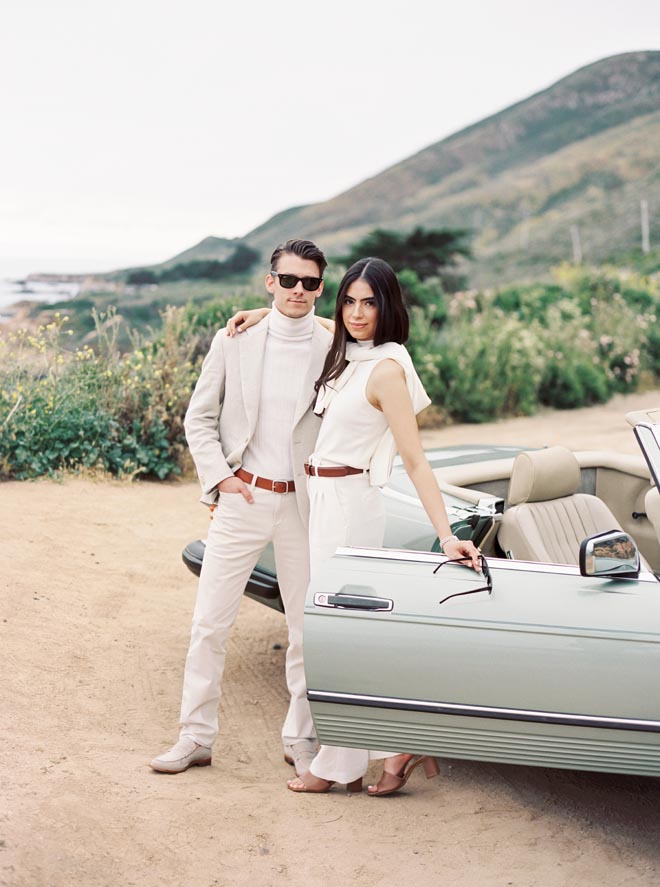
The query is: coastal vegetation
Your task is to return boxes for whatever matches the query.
[407,263,659,422]
[1,262,658,481]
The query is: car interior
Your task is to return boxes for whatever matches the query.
[433,443,660,573]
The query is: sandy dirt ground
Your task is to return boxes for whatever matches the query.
[3,390,660,887]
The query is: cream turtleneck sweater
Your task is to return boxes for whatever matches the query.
[241,305,315,480]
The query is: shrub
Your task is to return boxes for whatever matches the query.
[412,306,545,422]
[538,357,610,409]
[0,308,200,480]
[398,269,448,322]
[647,325,660,377]
[493,283,566,322]
[552,263,660,314]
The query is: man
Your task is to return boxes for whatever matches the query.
[151,239,332,775]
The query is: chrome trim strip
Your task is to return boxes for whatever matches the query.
[307,690,660,733]
[335,546,446,564]
[333,547,658,581]
[335,546,580,573]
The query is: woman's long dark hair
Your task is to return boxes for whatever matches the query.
[314,257,409,398]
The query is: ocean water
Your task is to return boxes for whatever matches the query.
[0,278,80,313]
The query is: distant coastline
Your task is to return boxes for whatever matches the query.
[0,276,81,317]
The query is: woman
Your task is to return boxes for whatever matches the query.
[230,257,480,795]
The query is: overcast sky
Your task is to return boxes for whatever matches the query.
[0,0,658,277]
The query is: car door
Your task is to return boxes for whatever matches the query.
[304,548,660,776]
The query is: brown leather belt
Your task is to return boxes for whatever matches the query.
[235,467,295,494]
[304,462,365,478]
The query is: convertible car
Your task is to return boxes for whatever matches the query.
[183,408,660,778]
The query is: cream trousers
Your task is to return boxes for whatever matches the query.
[307,472,395,784]
[179,485,314,748]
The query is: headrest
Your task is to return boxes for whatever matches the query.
[626,408,660,428]
[508,447,581,505]
[645,487,660,525]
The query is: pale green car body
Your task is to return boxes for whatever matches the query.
[306,549,660,777]
[304,415,660,778]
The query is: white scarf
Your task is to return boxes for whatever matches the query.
[314,341,431,486]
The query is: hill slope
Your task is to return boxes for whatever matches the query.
[243,51,660,285]
[157,235,240,268]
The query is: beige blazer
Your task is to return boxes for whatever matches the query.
[184,315,332,526]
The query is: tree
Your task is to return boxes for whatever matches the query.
[127,269,158,285]
[342,226,472,286]
[224,243,259,273]
[154,243,260,283]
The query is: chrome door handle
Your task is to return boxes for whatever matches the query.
[313,591,393,611]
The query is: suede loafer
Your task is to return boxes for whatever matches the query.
[150,737,212,773]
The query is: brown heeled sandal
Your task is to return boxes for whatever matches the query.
[367,755,440,797]
[287,772,363,794]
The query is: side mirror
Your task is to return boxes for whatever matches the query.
[579,530,640,579]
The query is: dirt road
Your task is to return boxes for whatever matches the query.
[2,391,660,887]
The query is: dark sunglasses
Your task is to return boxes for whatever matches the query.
[271,272,323,291]
[433,554,492,605]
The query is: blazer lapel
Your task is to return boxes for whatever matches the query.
[239,318,269,437]
[292,323,330,428]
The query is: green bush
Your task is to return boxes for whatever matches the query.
[647,325,660,377]
[538,358,610,409]
[398,269,448,322]
[409,265,658,422]
[0,308,200,480]
[493,283,566,321]
[410,306,544,422]
[552,263,660,314]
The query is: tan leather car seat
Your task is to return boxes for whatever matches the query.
[498,446,621,564]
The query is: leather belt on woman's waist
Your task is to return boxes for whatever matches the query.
[304,463,365,478]
[235,467,295,493]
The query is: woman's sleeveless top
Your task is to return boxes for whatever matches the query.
[310,359,388,469]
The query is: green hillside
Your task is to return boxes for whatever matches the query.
[242,51,660,286]
[156,235,240,268]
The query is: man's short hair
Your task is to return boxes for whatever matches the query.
[270,239,327,276]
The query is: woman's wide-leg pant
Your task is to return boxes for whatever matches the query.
[306,471,395,785]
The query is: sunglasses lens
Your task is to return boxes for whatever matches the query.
[273,274,321,290]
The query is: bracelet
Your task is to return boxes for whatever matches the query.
[440,534,459,549]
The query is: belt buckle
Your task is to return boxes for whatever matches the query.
[272,479,287,494]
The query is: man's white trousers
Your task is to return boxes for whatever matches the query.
[179,486,314,748]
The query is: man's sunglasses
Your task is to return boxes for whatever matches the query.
[271,272,323,291]
[433,554,492,605]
